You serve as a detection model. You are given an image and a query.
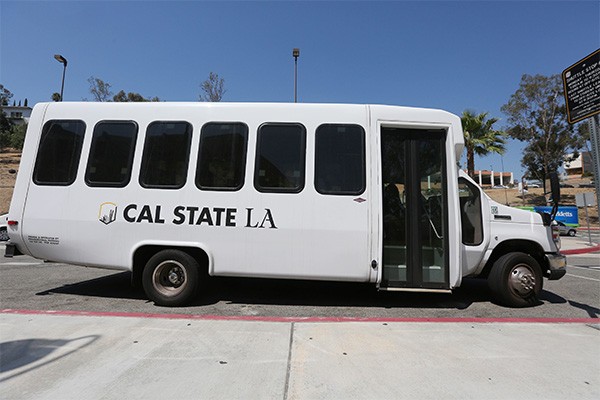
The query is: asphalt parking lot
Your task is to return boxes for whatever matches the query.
[0,236,598,320]
[1,237,599,400]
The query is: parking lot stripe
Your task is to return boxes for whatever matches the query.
[566,273,600,282]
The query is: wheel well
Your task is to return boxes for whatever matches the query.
[131,245,209,287]
[480,240,546,279]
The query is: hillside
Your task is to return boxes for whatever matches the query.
[0,150,20,214]
[1,151,598,226]
[483,186,598,226]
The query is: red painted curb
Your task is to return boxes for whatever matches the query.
[1,309,598,324]
[562,244,600,255]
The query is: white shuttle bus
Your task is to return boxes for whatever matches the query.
[5,102,566,307]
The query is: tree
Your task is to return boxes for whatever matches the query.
[8,123,27,149]
[0,84,13,106]
[501,74,580,191]
[88,76,113,102]
[0,109,26,151]
[0,85,14,150]
[199,72,226,102]
[460,110,507,177]
[113,90,160,102]
[0,110,11,150]
[85,76,160,102]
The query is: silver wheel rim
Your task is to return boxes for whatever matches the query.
[509,263,536,297]
[152,260,188,297]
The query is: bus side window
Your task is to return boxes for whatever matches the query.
[139,121,192,189]
[315,124,365,195]
[85,121,138,187]
[254,123,306,193]
[458,177,483,246]
[33,120,86,186]
[196,122,248,191]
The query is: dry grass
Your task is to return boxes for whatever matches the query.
[1,150,598,226]
[0,150,20,214]
[484,186,598,226]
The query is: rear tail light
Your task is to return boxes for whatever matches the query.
[7,220,18,226]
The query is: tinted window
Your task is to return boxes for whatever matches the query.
[315,124,365,195]
[86,121,138,187]
[196,123,248,190]
[33,120,86,185]
[255,123,306,193]
[139,121,192,189]
[458,177,483,246]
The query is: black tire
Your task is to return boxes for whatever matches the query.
[0,228,8,242]
[488,252,543,308]
[142,250,200,307]
[568,230,576,237]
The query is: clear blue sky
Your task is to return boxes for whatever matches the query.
[1,0,599,179]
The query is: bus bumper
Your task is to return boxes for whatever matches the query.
[545,253,567,280]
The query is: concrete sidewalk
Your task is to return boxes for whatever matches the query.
[560,234,600,255]
[1,312,599,400]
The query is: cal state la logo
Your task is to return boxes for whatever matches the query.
[99,202,117,225]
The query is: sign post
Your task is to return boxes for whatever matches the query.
[562,49,600,124]
[576,192,596,246]
[563,49,600,217]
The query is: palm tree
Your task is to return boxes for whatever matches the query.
[461,110,507,178]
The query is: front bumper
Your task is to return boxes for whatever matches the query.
[545,253,567,280]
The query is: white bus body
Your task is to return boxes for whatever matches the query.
[5,102,566,307]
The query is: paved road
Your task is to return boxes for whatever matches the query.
[1,244,598,320]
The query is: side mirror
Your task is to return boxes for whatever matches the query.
[549,172,560,220]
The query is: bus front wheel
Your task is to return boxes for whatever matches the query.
[142,250,200,307]
[488,252,543,308]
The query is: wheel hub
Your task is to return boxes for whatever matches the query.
[153,260,188,297]
[167,268,184,286]
[510,265,536,296]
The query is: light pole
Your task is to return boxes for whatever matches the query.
[293,48,300,102]
[54,54,68,101]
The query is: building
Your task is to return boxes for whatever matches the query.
[564,152,593,177]
[1,104,33,125]
[466,169,514,187]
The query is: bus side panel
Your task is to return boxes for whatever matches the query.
[7,103,49,256]
[207,109,371,282]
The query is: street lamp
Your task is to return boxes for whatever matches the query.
[293,48,300,103]
[54,54,68,101]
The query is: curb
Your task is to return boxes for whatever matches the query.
[2,309,599,324]
[562,244,600,255]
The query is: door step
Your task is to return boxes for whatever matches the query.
[378,287,452,294]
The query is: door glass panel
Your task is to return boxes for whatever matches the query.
[418,139,445,283]
[381,131,407,283]
[381,127,447,288]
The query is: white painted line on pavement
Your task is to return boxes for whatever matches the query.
[566,273,600,282]
[568,265,600,271]
[1,262,44,266]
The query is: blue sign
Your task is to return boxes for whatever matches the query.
[533,206,579,226]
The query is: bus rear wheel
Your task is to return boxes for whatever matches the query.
[488,252,543,308]
[142,250,200,307]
